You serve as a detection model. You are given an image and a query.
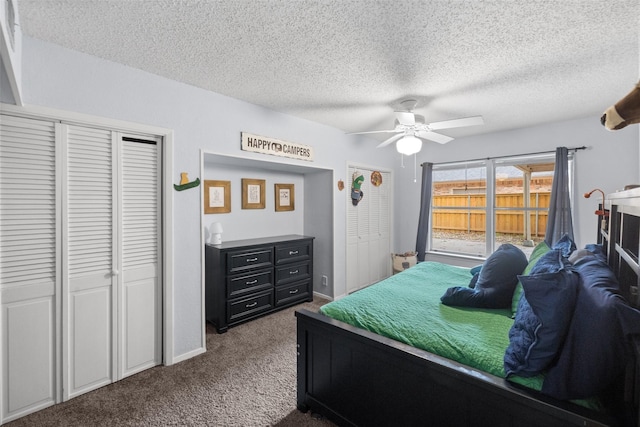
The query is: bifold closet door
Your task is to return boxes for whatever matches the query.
[367,171,391,283]
[0,116,161,422]
[62,125,115,400]
[346,167,391,294]
[62,127,161,400]
[118,136,161,379]
[0,115,58,422]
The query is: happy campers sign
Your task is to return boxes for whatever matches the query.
[241,133,314,162]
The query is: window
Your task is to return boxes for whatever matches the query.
[430,153,570,258]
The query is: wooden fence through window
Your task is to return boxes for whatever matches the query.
[432,192,550,236]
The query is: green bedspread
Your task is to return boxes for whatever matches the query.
[320,261,540,386]
[320,260,603,411]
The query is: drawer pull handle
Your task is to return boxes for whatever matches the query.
[246,279,258,285]
[246,257,258,262]
[289,250,299,255]
[245,302,258,308]
[290,270,299,275]
[289,289,299,294]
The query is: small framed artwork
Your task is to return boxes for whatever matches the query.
[242,178,266,209]
[204,180,231,214]
[275,183,295,212]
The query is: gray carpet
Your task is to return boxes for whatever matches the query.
[7,299,337,427]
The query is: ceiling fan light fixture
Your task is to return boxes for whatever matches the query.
[396,135,422,155]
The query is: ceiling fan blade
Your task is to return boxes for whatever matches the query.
[395,111,415,126]
[417,130,454,144]
[347,129,398,135]
[376,133,404,148]
[428,116,484,130]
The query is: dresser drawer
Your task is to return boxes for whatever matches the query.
[275,280,311,307]
[228,289,274,324]
[275,241,311,265]
[227,269,273,298]
[227,247,273,273]
[275,261,310,286]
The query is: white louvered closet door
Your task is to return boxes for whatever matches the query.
[345,167,391,294]
[0,116,58,422]
[368,171,391,283]
[345,167,361,294]
[62,125,115,400]
[118,136,161,379]
[62,127,161,400]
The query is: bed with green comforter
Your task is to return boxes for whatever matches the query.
[320,261,545,395]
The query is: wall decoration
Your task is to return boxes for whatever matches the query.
[601,80,640,131]
[337,180,344,191]
[371,171,382,187]
[204,180,231,214]
[242,178,265,209]
[275,183,295,212]
[241,132,314,161]
[174,172,201,191]
[351,171,364,206]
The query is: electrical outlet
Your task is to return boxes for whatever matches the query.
[321,275,328,286]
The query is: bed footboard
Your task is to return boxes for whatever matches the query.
[296,309,619,427]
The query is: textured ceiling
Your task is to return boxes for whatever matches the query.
[16,0,640,142]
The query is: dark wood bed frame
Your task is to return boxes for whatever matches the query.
[296,188,640,427]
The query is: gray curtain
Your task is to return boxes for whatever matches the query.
[544,147,574,247]
[416,162,433,262]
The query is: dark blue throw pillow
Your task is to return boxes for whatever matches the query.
[470,265,483,276]
[504,249,578,377]
[541,256,640,400]
[441,244,527,308]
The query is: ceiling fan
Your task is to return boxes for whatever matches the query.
[348,100,484,155]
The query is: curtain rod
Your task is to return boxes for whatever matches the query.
[421,146,587,167]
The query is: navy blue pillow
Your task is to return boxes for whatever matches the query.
[468,272,479,289]
[542,257,640,399]
[504,249,578,377]
[470,265,483,276]
[441,244,528,308]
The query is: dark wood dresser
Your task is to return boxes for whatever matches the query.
[205,234,314,333]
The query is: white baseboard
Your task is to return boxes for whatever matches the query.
[170,346,206,365]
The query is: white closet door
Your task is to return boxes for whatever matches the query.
[118,136,161,378]
[356,173,371,289]
[0,115,57,422]
[345,168,359,294]
[368,171,392,283]
[345,167,392,294]
[62,124,115,400]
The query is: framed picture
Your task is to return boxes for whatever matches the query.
[204,180,231,214]
[275,183,295,212]
[242,178,265,209]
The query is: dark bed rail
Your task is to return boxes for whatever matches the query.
[296,308,619,427]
